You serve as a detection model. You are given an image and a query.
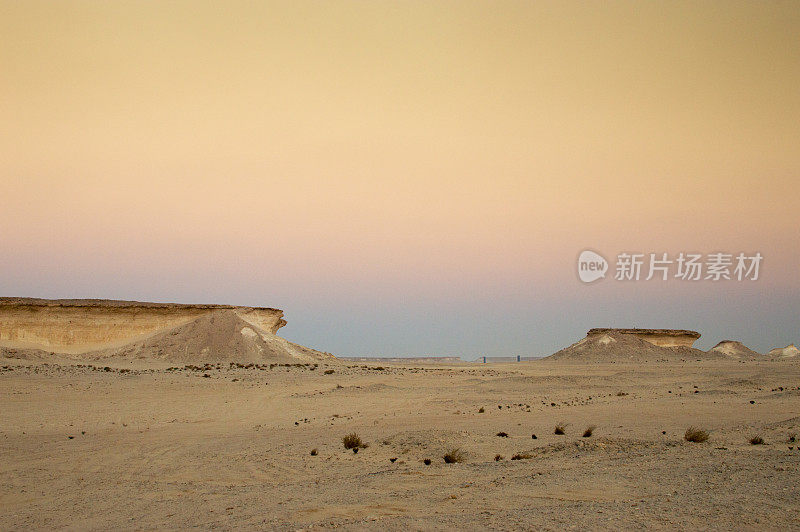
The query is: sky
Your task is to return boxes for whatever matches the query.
[1,1,798,357]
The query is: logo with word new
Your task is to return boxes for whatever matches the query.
[577,250,609,283]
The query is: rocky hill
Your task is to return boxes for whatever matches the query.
[707,340,762,360]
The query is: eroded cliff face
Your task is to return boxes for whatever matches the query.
[0,298,286,355]
[586,328,700,348]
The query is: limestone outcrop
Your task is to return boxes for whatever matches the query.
[0,298,333,362]
[708,340,762,360]
[586,328,700,348]
[768,344,800,359]
[543,328,715,363]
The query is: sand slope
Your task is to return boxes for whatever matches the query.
[97,309,333,364]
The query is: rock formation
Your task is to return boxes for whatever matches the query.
[0,298,334,363]
[707,340,762,360]
[543,328,717,363]
[768,344,800,359]
[586,328,700,348]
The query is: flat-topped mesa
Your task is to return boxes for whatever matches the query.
[0,298,286,355]
[587,328,701,348]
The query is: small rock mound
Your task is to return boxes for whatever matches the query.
[97,310,332,364]
[543,331,720,363]
[769,344,800,359]
[0,346,53,361]
[708,340,762,360]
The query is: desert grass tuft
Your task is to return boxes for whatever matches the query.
[496,431,509,438]
[478,407,485,413]
[494,454,503,461]
[423,458,432,465]
[582,425,596,438]
[554,422,567,435]
[684,426,709,443]
[342,433,365,450]
[749,435,765,445]
[788,432,797,443]
[443,448,465,464]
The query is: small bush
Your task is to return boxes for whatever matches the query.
[496,431,509,438]
[684,426,709,443]
[443,448,465,464]
[478,407,485,413]
[423,458,432,465]
[342,433,365,449]
[310,448,318,456]
[324,369,335,375]
[749,435,765,445]
[582,426,596,438]
[494,454,503,461]
[390,457,397,463]
[554,423,566,435]
[511,453,532,460]
[788,432,797,443]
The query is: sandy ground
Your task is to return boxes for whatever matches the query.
[1,359,799,530]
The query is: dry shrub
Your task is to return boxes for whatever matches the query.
[554,423,567,435]
[478,407,485,413]
[749,435,765,445]
[511,453,533,460]
[342,433,365,449]
[582,426,596,438]
[684,426,709,443]
[324,369,335,375]
[310,448,318,456]
[494,454,503,461]
[788,432,797,443]
[443,448,465,464]
[496,431,509,438]
[423,458,432,465]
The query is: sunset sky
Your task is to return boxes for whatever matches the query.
[2,1,798,356]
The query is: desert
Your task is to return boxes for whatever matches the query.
[1,300,799,530]
[3,1,799,529]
